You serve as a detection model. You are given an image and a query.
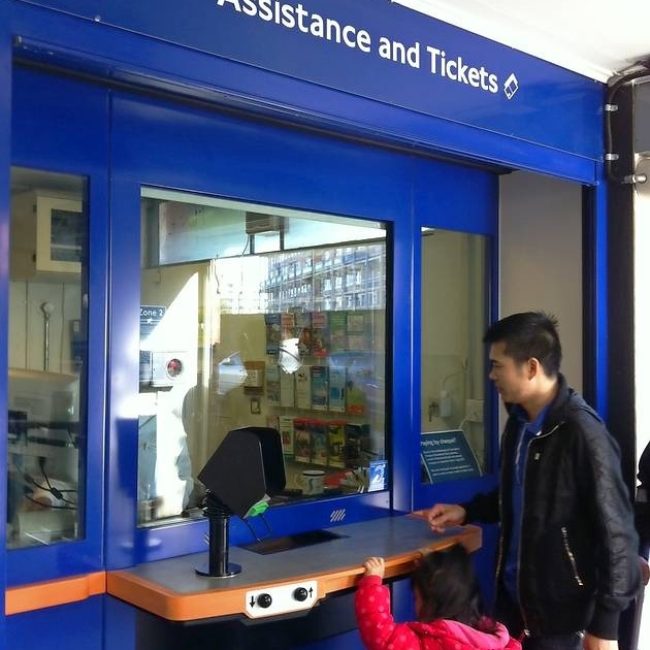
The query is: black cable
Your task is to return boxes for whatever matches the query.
[605,58,650,183]
[23,494,76,511]
[24,474,75,495]
[24,460,78,506]
[38,458,54,491]
[259,512,273,537]
[240,513,274,543]
[37,462,77,505]
[242,517,262,543]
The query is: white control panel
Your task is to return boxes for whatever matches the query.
[244,580,318,618]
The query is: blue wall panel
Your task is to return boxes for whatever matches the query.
[296,631,363,650]
[109,590,361,649]
[111,94,415,221]
[6,597,103,650]
[104,596,137,650]
[413,163,498,235]
[390,212,416,514]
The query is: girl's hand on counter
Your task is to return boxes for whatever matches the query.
[363,556,385,578]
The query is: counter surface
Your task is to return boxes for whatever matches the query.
[107,516,481,621]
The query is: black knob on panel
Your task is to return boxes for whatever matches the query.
[257,593,273,608]
[293,587,309,602]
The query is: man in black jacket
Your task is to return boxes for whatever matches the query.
[635,442,650,569]
[427,312,640,650]
[619,441,650,650]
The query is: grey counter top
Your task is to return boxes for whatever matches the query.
[107,515,481,621]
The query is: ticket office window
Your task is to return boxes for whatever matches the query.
[137,188,388,526]
[420,228,488,484]
[6,167,88,548]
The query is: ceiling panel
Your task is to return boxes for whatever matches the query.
[395,0,650,81]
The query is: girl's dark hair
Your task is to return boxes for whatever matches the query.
[412,545,491,630]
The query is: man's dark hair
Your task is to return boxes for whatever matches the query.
[483,311,562,377]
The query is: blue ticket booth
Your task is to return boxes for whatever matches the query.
[0,2,608,649]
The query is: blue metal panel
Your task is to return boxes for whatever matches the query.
[390,213,416,514]
[413,474,499,513]
[104,179,140,572]
[410,169,498,512]
[297,631,363,650]
[391,576,416,623]
[408,184,500,588]
[133,492,391,563]
[111,94,415,221]
[7,68,108,585]
[488,217,501,475]
[116,590,362,649]
[104,596,137,650]
[413,165,498,235]
[107,92,415,567]
[0,4,12,645]
[14,0,602,161]
[106,90,497,566]
[6,596,103,650]
[10,3,600,182]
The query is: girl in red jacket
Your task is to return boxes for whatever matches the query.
[355,544,521,650]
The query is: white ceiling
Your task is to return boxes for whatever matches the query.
[394,0,650,82]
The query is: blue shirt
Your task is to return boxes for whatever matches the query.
[503,404,549,600]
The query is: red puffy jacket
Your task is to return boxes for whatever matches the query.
[355,576,522,650]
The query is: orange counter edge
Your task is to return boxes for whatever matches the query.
[5,571,106,615]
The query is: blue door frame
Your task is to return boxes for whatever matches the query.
[0,4,12,648]
[6,67,109,587]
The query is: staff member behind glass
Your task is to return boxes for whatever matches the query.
[427,312,640,650]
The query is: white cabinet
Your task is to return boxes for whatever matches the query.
[11,190,84,278]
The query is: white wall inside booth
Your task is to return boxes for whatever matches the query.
[499,171,583,395]
[420,230,487,469]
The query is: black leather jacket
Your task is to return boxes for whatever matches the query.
[464,375,640,639]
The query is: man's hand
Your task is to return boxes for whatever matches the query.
[640,556,650,586]
[583,633,617,650]
[363,557,385,579]
[426,503,466,533]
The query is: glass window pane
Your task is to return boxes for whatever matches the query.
[7,168,88,548]
[138,189,389,526]
[420,228,487,484]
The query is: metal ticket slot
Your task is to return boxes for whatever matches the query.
[196,426,286,578]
